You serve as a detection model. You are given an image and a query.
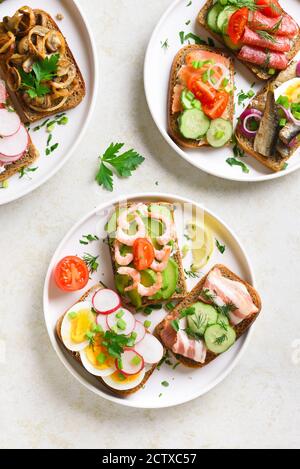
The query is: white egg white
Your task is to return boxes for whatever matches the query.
[80,348,116,377]
[101,367,146,391]
[61,301,94,352]
[274,78,300,102]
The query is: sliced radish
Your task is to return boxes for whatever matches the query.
[0,124,28,157]
[96,313,110,332]
[0,108,21,137]
[134,333,164,364]
[106,308,136,336]
[0,152,25,164]
[0,81,7,105]
[92,289,121,315]
[116,349,144,376]
[132,320,146,344]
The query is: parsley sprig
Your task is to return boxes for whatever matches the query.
[20,54,59,98]
[96,143,145,192]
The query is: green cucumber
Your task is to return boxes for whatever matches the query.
[204,324,236,354]
[181,89,195,110]
[206,118,233,148]
[207,3,223,33]
[187,302,218,336]
[216,6,237,34]
[178,109,210,140]
[217,314,230,328]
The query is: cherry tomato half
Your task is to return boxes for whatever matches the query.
[228,7,249,45]
[188,76,217,105]
[202,91,229,120]
[133,238,155,271]
[54,256,89,292]
[255,0,282,18]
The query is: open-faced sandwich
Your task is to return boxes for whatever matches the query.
[156,265,261,368]
[169,44,234,148]
[56,285,164,395]
[0,5,85,122]
[106,202,187,309]
[0,79,39,182]
[236,60,300,171]
[198,0,300,80]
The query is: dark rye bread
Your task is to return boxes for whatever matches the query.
[109,202,187,307]
[168,44,234,148]
[198,0,300,81]
[0,9,85,123]
[0,141,39,182]
[156,264,262,369]
[55,284,158,396]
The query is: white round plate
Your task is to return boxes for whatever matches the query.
[0,0,98,205]
[144,0,300,182]
[44,193,257,409]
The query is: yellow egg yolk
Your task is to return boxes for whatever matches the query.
[70,309,93,344]
[285,83,300,103]
[110,370,141,384]
[85,337,115,370]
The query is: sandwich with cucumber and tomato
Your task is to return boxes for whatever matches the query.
[168,44,234,148]
[156,264,262,368]
[198,0,300,80]
[106,202,187,309]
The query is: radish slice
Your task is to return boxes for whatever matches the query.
[134,334,164,364]
[0,124,28,157]
[132,321,146,344]
[0,81,7,105]
[96,313,110,332]
[0,109,21,137]
[106,308,136,336]
[116,349,144,376]
[92,289,121,315]
[0,151,24,164]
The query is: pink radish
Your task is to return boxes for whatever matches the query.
[0,109,21,137]
[134,334,164,364]
[116,349,144,376]
[106,308,136,336]
[0,81,7,105]
[96,313,110,332]
[0,151,25,164]
[132,321,146,344]
[0,124,28,157]
[92,289,121,315]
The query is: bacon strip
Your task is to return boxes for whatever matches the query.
[238,45,288,70]
[242,26,290,53]
[249,12,299,38]
[173,329,207,364]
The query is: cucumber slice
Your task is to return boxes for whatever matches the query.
[216,6,237,34]
[207,3,223,33]
[206,118,233,148]
[204,324,236,354]
[181,89,195,110]
[217,314,230,328]
[187,302,218,336]
[178,109,210,140]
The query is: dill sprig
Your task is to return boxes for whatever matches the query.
[83,253,99,274]
[255,30,276,43]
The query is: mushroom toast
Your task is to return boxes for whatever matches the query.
[156,265,262,368]
[0,5,85,122]
[56,284,164,395]
[198,0,300,80]
[106,202,187,309]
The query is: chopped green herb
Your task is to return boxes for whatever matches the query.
[165,302,175,311]
[18,166,38,179]
[117,319,127,331]
[171,319,180,332]
[116,310,125,319]
[161,39,169,49]
[20,54,60,98]
[80,234,99,245]
[216,239,226,254]
[0,180,9,189]
[180,306,196,318]
[68,312,77,320]
[83,253,99,274]
[131,355,142,366]
[144,320,151,329]
[97,353,106,365]
[226,157,250,174]
[161,381,169,387]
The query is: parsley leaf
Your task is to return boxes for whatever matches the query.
[20,54,59,98]
[226,157,250,174]
[216,239,226,254]
[96,143,145,192]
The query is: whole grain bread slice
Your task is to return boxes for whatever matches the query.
[198,0,300,81]
[168,44,234,148]
[156,264,262,369]
[0,9,86,123]
[108,202,187,308]
[0,141,39,182]
[55,283,159,396]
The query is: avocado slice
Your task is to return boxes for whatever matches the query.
[151,258,179,300]
[115,270,157,308]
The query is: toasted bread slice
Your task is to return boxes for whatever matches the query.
[0,8,85,123]
[198,0,300,81]
[168,44,234,148]
[108,202,187,308]
[235,61,300,172]
[56,284,159,396]
[156,264,262,369]
[0,142,39,183]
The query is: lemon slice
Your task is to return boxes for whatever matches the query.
[186,222,214,271]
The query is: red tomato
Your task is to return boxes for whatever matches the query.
[54,256,89,292]
[133,238,155,271]
[228,7,249,44]
[202,91,229,120]
[255,0,282,18]
[188,76,216,105]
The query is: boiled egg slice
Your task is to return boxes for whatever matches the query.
[61,301,95,352]
[102,368,146,391]
[80,337,116,377]
[274,78,300,103]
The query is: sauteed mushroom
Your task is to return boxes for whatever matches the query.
[0,31,15,54]
[45,30,65,55]
[28,25,50,58]
[6,66,21,91]
[3,6,36,37]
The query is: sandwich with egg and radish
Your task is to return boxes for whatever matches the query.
[56,284,164,395]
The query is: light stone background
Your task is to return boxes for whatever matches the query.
[0,0,300,450]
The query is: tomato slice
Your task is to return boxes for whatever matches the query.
[228,7,249,45]
[255,0,282,18]
[188,76,216,105]
[202,91,229,120]
[54,256,89,292]
[133,238,155,271]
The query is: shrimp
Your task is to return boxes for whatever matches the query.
[114,240,133,266]
[116,205,146,247]
[137,272,163,297]
[117,267,141,292]
[149,211,175,246]
[151,245,172,272]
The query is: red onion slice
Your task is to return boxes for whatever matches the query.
[278,105,300,127]
[239,108,263,139]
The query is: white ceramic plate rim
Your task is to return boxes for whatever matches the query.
[43,192,256,409]
[0,0,99,205]
[144,0,299,183]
